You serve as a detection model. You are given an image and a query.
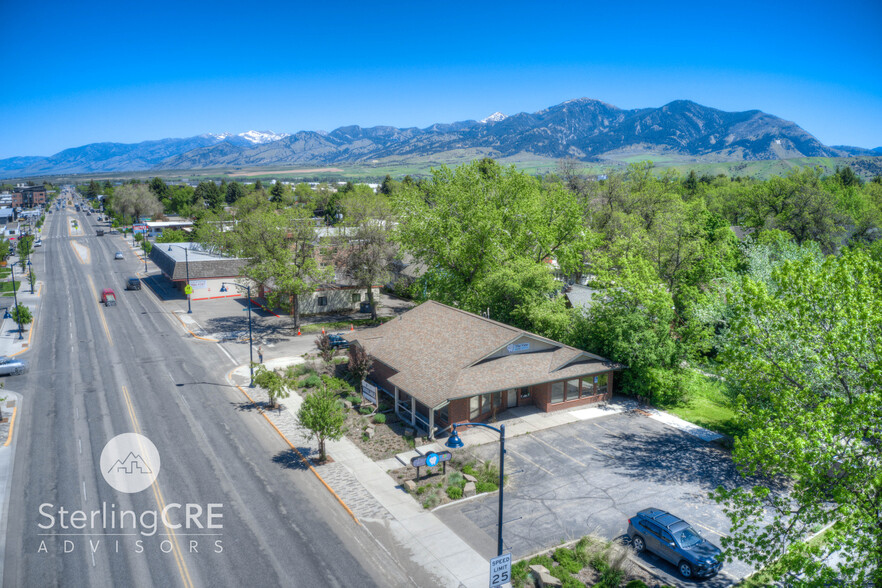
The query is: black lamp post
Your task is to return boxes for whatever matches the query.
[168,244,192,314]
[9,265,23,340]
[27,260,33,294]
[219,282,254,386]
[446,422,506,557]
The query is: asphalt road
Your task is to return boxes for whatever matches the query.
[1,203,429,587]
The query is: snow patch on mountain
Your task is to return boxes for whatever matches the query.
[480,112,506,123]
[238,130,290,144]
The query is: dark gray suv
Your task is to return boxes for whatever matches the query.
[627,508,722,579]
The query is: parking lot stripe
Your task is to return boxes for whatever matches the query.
[507,448,555,477]
[569,436,614,458]
[532,435,589,467]
[592,421,619,436]
[693,521,728,538]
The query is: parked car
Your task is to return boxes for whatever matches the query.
[126,277,141,291]
[33,239,42,247]
[627,508,722,579]
[101,288,117,306]
[328,333,349,349]
[114,252,124,260]
[0,356,28,376]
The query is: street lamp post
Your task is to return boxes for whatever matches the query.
[219,282,254,386]
[9,264,23,339]
[27,260,33,294]
[168,245,192,314]
[446,422,506,556]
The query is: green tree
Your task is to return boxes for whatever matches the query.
[253,365,290,409]
[293,183,314,203]
[712,248,882,586]
[568,256,685,403]
[194,181,224,210]
[314,333,335,369]
[149,177,170,200]
[269,181,285,202]
[155,230,187,243]
[334,195,395,320]
[297,386,345,462]
[0,239,10,260]
[11,305,32,330]
[226,181,246,204]
[16,235,33,269]
[110,183,163,224]
[392,159,592,312]
[199,204,332,328]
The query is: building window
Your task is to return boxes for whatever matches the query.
[481,393,492,414]
[470,396,479,419]
[317,296,327,307]
[520,387,531,399]
[551,381,565,404]
[597,373,609,395]
[566,379,580,401]
[351,293,361,303]
[581,377,594,397]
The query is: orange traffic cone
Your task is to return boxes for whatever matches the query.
[297,327,301,336]
[321,327,326,335]
[350,323,354,331]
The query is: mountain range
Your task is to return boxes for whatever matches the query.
[2,99,880,178]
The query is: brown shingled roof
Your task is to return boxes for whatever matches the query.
[350,300,620,409]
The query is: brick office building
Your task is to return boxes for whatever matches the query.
[349,300,622,437]
[12,185,47,208]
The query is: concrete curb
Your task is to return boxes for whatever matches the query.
[0,391,23,585]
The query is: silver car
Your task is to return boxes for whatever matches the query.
[0,356,28,376]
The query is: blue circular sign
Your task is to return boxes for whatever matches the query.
[425,452,439,467]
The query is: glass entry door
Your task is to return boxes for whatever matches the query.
[507,389,518,408]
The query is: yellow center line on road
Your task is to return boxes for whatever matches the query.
[121,385,194,588]
[86,275,113,346]
[531,435,590,467]
[507,448,555,477]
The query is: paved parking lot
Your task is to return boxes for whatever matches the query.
[435,411,754,585]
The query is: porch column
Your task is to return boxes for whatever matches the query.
[428,407,435,440]
[410,396,416,428]
[394,387,400,419]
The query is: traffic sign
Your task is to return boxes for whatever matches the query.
[184,285,193,295]
[489,553,511,587]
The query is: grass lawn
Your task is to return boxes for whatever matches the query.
[0,281,21,294]
[297,316,395,335]
[658,370,742,439]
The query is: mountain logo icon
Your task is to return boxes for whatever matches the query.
[107,452,154,476]
[99,433,161,493]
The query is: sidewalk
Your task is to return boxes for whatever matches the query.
[229,358,491,588]
[0,276,42,358]
[453,396,723,448]
[0,391,22,583]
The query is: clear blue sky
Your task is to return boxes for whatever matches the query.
[2,0,881,159]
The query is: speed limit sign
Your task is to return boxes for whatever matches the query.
[489,553,511,587]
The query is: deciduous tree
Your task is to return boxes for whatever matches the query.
[297,386,345,462]
[712,248,882,586]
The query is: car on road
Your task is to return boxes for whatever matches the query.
[101,288,117,306]
[628,508,722,579]
[33,239,42,247]
[114,251,124,260]
[0,356,28,376]
[328,333,349,349]
[126,277,141,291]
